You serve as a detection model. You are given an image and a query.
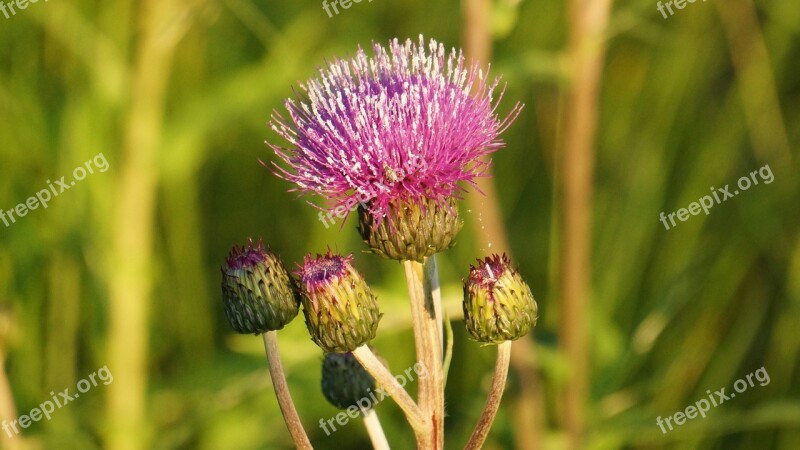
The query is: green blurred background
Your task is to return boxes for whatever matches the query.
[1,0,798,449]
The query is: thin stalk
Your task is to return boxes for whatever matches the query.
[442,312,454,389]
[425,255,444,347]
[261,331,312,450]
[464,340,512,450]
[362,408,391,450]
[0,348,23,450]
[715,0,792,166]
[106,2,201,449]
[560,0,613,447]
[352,345,429,437]
[404,259,444,450]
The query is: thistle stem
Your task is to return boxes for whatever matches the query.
[404,259,444,450]
[425,255,444,348]
[353,345,429,438]
[261,331,312,450]
[464,340,512,450]
[362,408,391,450]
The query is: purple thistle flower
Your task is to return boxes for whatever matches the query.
[267,35,522,223]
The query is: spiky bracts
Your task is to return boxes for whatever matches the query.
[296,252,381,352]
[463,254,537,344]
[221,239,299,334]
[357,196,462,261]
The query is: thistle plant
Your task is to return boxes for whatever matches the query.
[221,36,533,449]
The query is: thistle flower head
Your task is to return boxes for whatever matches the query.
[268,35,522,224]
[296,251,381,352]
[221,239,299,334]
[463,254,537,344]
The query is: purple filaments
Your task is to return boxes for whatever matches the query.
[268,35,522,223]
[297,253,352,290]
[468,254,510,295]
[225,239,267,271]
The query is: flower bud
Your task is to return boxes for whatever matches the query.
[358,197,463,262]
[463,254,537,344]
[221,239,299,334]
[296,252,381,353]
[321,352,376,411]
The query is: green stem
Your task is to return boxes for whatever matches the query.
[464,340,512,450]
[404,259,444,449]
[352,345,429,438]
[442,312,454,389]
[362,408,391,450]
[261,331,313,450]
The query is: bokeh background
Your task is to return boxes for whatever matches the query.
[1,0,799,449]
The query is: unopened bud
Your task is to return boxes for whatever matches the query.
[221,239,299,334]
[463,254,537,344]
[296,252,381,352]
[321,352,376,410]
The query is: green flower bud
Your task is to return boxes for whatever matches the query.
[357,197,463,262]
[321,352,376,410]
[296,252,381,353]
[221,239,299,334]
[463,254,537,344]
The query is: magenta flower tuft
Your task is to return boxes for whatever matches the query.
[225,238,268,270]
[467,253,510,296]
[296,251,353,290]
[267,35,522,222]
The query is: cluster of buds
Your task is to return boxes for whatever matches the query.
[221,244,381,353]
[220,241,537,347]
